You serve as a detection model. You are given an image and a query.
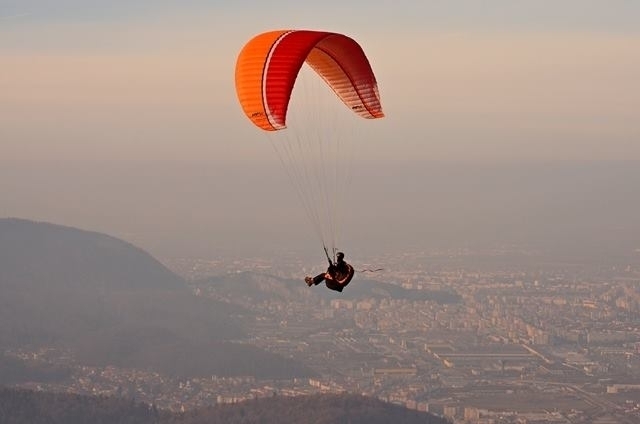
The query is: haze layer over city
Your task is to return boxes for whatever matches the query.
[1,1,640,424]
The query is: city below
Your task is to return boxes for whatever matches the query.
[8,246,640,424]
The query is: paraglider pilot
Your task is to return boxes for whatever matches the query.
[305,251,354,292]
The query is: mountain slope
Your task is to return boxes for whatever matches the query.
[0,218,183,290]
[0,218,313,379]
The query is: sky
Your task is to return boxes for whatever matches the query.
[1,1,639,260]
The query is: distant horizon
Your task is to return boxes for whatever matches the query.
[2,159,638,262]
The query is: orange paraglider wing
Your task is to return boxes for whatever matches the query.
[235,30,384,131]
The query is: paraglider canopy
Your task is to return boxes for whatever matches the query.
[235,29,384,131]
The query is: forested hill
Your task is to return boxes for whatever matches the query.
[0,388,449,424]
[0,218,313,379]
[205,271,462,304]
[0,218,183,290]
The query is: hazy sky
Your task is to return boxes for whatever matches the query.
[2,0,639,162]
[1,1,639,260]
